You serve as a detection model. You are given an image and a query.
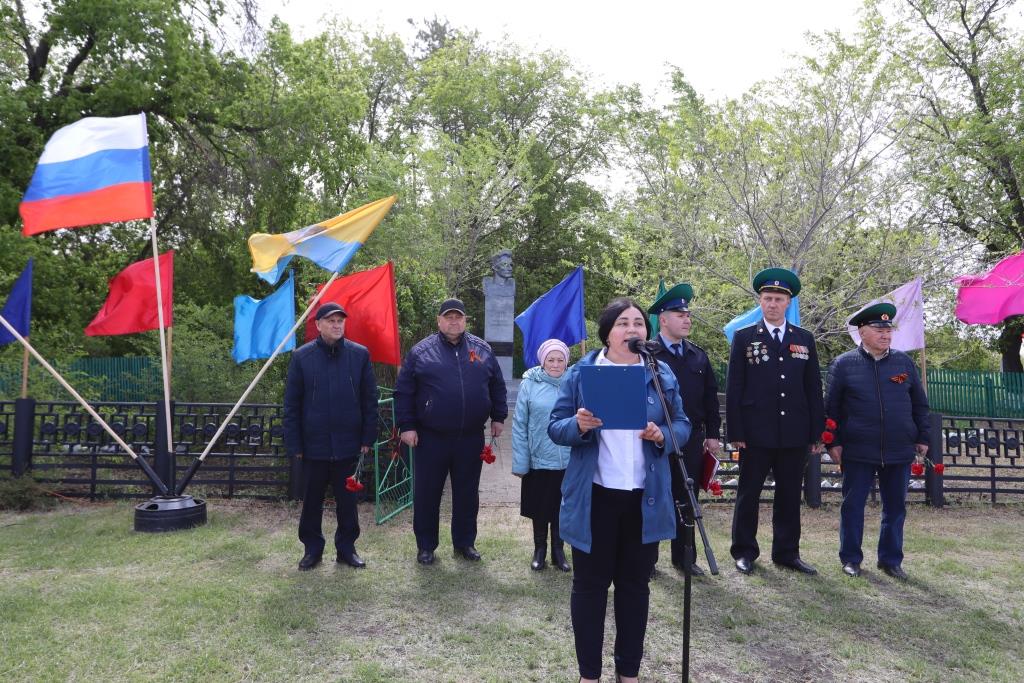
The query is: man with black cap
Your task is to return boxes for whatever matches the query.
[825,302,930,580]
[727,268,824,576]
[648,282,721,576]
[394,297,508,565]
[284,301,379,571]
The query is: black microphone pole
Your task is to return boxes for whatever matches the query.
[631,338,717,683]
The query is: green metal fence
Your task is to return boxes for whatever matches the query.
[0,357,161,402]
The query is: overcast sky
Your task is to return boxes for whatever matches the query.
[263,0,869,101]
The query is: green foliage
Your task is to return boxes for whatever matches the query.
[0,475,56,511]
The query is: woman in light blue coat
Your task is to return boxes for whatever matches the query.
[512,338,572,571]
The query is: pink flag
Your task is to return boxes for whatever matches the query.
[954,252,1024,325]
[848,278,926,351]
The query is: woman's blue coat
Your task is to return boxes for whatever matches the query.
[511,366,571,474]
[547,349,691,553]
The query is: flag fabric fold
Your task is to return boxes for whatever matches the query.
[514,266,587,368]
[847,278,925,351]
[85,251,174,336]
[248,195,397,285]
[0,259,33,346]
[954,252,1024,324]
[723,297,800,345]
[232,271,297,364]
[303,262,401,365]
[19,114,153,235]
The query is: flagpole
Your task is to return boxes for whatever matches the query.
[920,346,928,396]
[149,218,174,455]
[0,313,169,494]
[20,343,29,399]
[175,268,343,495]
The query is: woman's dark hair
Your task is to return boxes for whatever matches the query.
[597,297,650,346]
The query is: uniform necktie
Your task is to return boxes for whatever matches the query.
[671,342,682,357]
[773,328,782,344]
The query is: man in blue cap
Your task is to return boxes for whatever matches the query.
[285,301,379,571]
[825,302,930,580]
[727,268,824,576]
[648,282,721,576]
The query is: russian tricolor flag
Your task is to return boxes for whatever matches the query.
[19,113,154,236]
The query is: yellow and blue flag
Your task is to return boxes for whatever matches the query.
[247,195,397,285]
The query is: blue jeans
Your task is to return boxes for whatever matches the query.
[839,460,911,567]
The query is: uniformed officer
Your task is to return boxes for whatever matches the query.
[648,283,721,576]
[727,268,824,575]
[825,303,930,580]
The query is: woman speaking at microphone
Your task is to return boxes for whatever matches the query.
[548,297,691,683]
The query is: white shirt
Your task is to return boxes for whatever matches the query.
[764,319,785,341]
[592,348,647,490]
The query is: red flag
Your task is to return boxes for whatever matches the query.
[85,251,174,336]
[304,262,400,365]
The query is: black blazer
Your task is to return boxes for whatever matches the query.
[725,322,824,448]
[653,338,721,440]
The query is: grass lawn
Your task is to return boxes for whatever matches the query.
[1,499,1023,682]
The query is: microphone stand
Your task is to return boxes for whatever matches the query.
[639,347,718,683]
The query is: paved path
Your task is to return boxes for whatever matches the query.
[479,378,521,506]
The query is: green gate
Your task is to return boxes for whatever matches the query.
[373,388,414,524]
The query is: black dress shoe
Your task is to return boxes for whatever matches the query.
[416,549,435,565]
[550,545,571,572]
[735,557,754,575]
[298,553,322,571]
[842,562,861,577]
[530,546,546,571]
[673,562,705,577]
[774,558,818,575]
[337,551,366,568]
[454,545,482,561]
[878,563,908,580]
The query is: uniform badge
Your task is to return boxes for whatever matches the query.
[788,343,809,360]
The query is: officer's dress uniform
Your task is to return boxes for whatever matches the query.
[726,321,824,564]
[653,336,720,566]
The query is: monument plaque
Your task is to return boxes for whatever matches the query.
[483,250,515,380]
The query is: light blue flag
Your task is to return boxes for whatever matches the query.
[723,296,800,345]
[232,271,296,363]
[515,266,587,368]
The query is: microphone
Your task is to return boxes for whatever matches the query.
[627,338,663,355]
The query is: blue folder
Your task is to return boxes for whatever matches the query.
[579,364,647,430]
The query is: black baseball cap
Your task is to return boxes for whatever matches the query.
[438,298,466,316]
[315,302,348,320]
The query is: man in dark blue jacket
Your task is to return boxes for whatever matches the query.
[284,302,379,571]
[727,268,824,576]
[394,298,508,565]
[825,302,930,580]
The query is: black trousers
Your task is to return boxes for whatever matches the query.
[730,445,807,563]
[298,457,360,557]
[669,427,705,567]
[571,485,658,680]
[412,430,485,551]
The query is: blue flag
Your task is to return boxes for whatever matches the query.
[0,259,33,346]
[515,266,587,368]
[232,271,296,363]
[723,296,800,345]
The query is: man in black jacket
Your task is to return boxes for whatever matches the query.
[394,298,508,565]
[648,282,721,576]
[284,302,379,571]
[825,303,930,580]
[727,268,824,576]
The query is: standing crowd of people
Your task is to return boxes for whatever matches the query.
[283,267,931,682]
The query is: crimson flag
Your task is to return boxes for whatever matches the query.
[304,262,400,365]
[85,251,174,336]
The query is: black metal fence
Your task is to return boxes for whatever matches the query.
[3,399,1023,504]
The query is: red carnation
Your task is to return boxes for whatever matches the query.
[933,463,945,475]
[911,462,924,476]
[821,430,835,445]
[480,443,496,464]
[345,475,365,492]
[709,480,723,496]
[825,418,837,431]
